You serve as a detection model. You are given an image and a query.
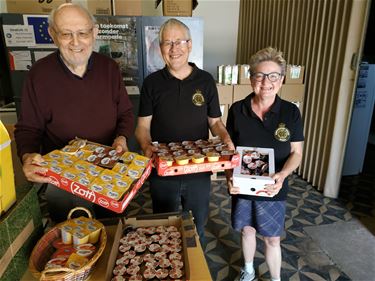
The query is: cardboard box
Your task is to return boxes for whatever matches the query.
[0,121,16,214]
[112,0,142,15]
[41,140,152,213]
[239,64,251,84]
[106,212,212,280]
[6,0,65,14]
[85,0,111,15]
[45,158,152,214]
[155,0,198,16]
[233,84,252,103]
[156,153,240,176]
[284,65,305,84]
[279,84,305,102]
[217,84,233,104]
[233,146,275,197]
[6,0,111,15]
[0,185,43,280]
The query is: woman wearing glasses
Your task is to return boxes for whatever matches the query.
[226,47,304,281]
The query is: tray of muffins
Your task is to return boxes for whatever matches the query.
[153,138,240,176]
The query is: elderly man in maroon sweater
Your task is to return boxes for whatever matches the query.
[14,3,134,222]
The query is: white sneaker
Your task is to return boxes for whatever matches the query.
[238,268,256,281]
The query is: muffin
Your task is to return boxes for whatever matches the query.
[159,156,174,167]
[206,152,220,162]
[220,149,235,160]
[192,153,205,164]
[174,155,190,165]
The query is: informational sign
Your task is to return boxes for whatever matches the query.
[2,25,35,47]
[8,50,32,71]
[94,16,141,87]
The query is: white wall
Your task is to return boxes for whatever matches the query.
[0,1,6,13]
[194,0,240,79]
[0,0,240,79]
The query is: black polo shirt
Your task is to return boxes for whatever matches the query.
[226,93,304,201]
[138,63,221,142]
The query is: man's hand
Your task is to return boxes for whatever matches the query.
[21,153,51,183]
[142,143,158,158]
[112,136,128,153]
[224,138,235,151]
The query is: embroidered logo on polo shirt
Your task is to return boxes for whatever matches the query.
[192,90,205,106]
[274,123,290,142]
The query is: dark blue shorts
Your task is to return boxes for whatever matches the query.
[231,197,286,237]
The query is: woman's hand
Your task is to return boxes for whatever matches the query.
[225,169,240,195]
[265,171,287,196]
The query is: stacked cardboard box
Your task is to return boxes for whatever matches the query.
[155,0,198,16]
[279,65,305,113]
[5,0,112,15]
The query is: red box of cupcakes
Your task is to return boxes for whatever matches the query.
[153,139,240,176]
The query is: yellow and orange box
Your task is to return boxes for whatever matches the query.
[40,139,151,213]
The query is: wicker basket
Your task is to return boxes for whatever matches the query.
[29,207,107,281]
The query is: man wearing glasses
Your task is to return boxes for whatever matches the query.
[135,18,234,245]
[14,3,134,222]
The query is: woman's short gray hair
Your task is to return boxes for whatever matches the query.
[48,3,96,30]
[249,47,286,76]
[158,18,191,43]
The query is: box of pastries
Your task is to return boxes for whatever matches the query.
[39,138,152,213]
[154,138,240,176]
[105,212,212,281]
[233,146,276,197]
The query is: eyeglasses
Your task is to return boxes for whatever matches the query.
[161,39,190,49]
[251,72,282,82]
[54,27,93,41]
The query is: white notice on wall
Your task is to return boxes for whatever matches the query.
[9,51,32,71]
[34,51,55,62]
[2,25,36,47]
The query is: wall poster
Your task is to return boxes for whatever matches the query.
[94,16,142,88]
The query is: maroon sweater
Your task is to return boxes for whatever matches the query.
[15,51,134,158]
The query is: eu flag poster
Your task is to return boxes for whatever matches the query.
[23,15,56,48]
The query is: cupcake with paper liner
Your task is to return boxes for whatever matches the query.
[206,152,220,162]
[159,156,174,167]
[174,155,191,165]
[192,153,205,164]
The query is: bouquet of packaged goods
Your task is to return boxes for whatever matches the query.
[29,207,107,281]
[233,146,276,197]
[39,138,152,213]
[154,138,240,176]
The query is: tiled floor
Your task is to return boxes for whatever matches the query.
[38,144,375,281]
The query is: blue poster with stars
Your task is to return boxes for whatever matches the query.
[23,15,56,48]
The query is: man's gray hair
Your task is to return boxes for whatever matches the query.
[48,3,96,29]
[158,18,191,43]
